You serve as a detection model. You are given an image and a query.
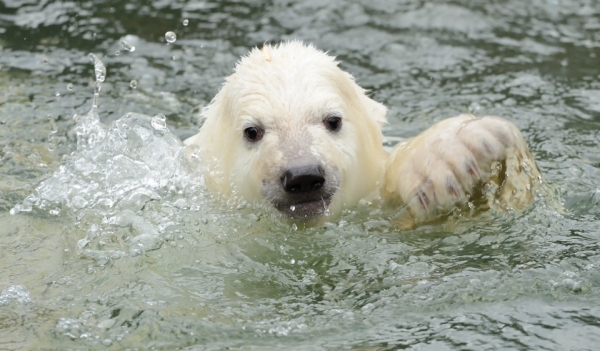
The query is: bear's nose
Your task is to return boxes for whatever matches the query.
[281,165,325,194]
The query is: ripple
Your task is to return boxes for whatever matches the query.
[1,0,599,349]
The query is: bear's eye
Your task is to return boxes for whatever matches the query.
[244,126,264,142]
[324,116,342,132]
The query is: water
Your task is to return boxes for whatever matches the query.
[1,0,600,350]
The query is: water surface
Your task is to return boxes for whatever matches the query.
[1,0,600,350]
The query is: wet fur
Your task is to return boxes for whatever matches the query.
[185,42,540,226]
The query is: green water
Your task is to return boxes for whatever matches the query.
[1,0,600,350]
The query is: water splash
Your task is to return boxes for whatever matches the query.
[10,52,208,257]
[151,113,167,131]
[88,53,105,112]
[65,53,107,152]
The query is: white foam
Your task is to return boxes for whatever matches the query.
[0,285,33,306]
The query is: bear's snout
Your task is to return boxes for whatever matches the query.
[281,164,325,194]
[266,160,335,219]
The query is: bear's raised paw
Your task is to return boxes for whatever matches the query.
[382,114,541,226]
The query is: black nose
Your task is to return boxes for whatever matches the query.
[281,165,325,194]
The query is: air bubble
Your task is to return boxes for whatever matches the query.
[67,83,73,91]
[292,223,298,231]
[96,256,109,266]
[290,205,295,212]
[151,113,167,131]
[183,19,189,26]
[130,80,138,89]
[115,50,120,56]
[55,92,60,97]
[165,31,177,43]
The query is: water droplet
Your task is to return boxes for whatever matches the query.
[183,19,189,26]
[120,39,135,52]
[89,53,106,84]
[102,339,113,347]
[165,31,177,43]
[290,205,295,212]
[130,80,138,89]
[67,83,73,91]
[151,113,167,131]
[290,259,295,264]
[55,92,60,97]
[291,223,298,231]
[43,57,48,63]
[115,50,120,56]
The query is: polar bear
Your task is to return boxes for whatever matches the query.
[185,41,540,227]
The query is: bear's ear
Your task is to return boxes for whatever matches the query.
[341,71,387,128]
[359,92,387,128]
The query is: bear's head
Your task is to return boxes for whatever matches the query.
[185,41,388,223]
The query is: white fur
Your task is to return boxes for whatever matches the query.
[185,42,540,226]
